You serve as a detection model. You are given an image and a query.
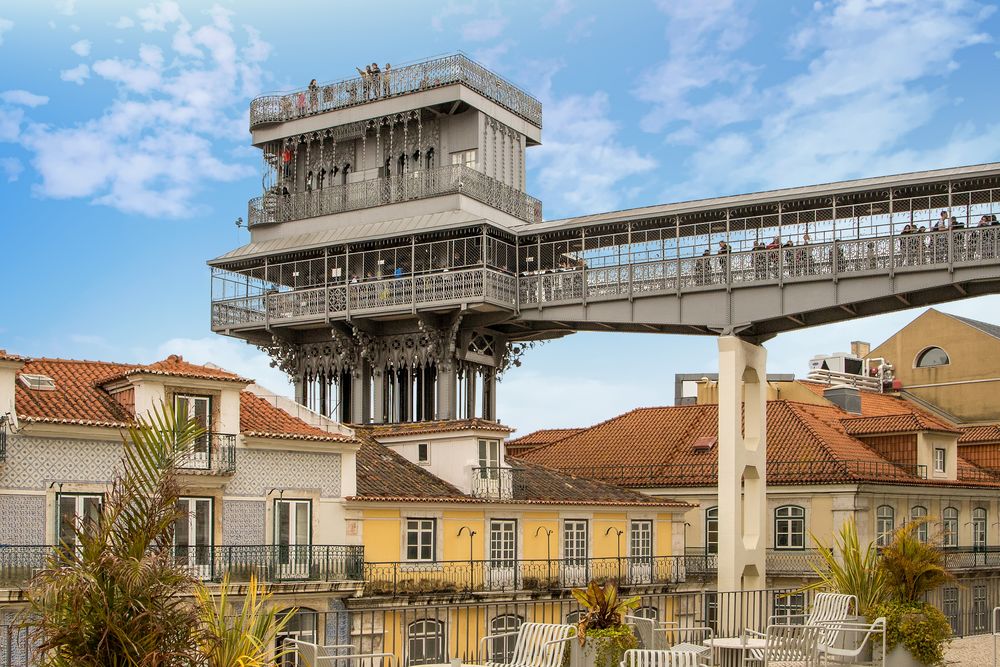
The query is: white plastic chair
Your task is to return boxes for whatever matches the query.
[815,617,885,666]
[288,639,395,667]
[620,648,707,667]
[479,622,576,667]
[753,624,820,667]
[747,593,856,652]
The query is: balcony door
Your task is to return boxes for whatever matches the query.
[175,394,211,469]
[57,493,102,554]
[175,497,212,580]
[562,519,588,587]
[275,499,311,580]
[628,520,653,584]
[477,439,505,498]
[486,519,517,590]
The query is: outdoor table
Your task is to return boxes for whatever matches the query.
[703,636,766,667]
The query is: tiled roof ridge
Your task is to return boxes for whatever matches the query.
[507,426,582,445]
[511,457,675,502]
[776,402,857,477]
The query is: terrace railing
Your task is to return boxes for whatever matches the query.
[176,432,237,474]
[0,544,365,586]
[249,53,543,130]
[363,555,685,595]
[470,467,527,501]
[249,164,542,226]
[684,549,831,577]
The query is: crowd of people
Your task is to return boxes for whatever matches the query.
[291,62,395,115]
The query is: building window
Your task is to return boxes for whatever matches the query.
[175,497,213,580]
[630,520,653,562]
[489,614,523,663]
[934,448,946,473]
[942,587,960,633]
[774,592,806,623]
[489,519,517,568]
[704,593,718,632]
[974,586,989,632]
[276,608,318,667]
[633,606,658,621]
[275,499,311,579]
[943,507,959,547]
[406,518,437,562]
[417,443,430,464]
[450,149,477,169]
[774,505,805,550]
[973,508,988,551]
[478,439,500,474]
[563,519,588,565]
[174,394,212,466]
[705,507,719,555]
[57,493,102,550]
[565,610,584,626]
[911,506,929,543]
[407,619,446,665]
[876,505,895,547]
[915,346,950,368]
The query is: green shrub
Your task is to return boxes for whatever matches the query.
[868,600,951,666]
[579,626,637,667]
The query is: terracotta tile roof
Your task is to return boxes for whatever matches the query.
[959,424,1000,444]
[353,433,468,500]
[361,418,513,438]
[0,350,28,363]
[506,428,584,455]
[15,358,138,427]
[841,413,960,436]
[518,399,1000,488]
[239,392,354,442]
[99,354,251,385]
[799,381,957,432]
[510,459,690,507]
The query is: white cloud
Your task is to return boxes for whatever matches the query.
[70,39,90,56]
[0,90,49,107]
[0,157,21,182]
[56,0,76,16]
[114,16,135,29]
[0,17,12,46]
[527,63,656,217]
[542,0,573,26]
[149,336,293,396]
[462,17,508,42]
[431,2,476,31]
[6,6,269,217]
[59,63,90,85]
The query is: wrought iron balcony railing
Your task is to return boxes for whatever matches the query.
[0,544,365,586]
[249,53,543,130]
[249,164,542,227]
[176,432,237,474]
[364,555,685,595]
[470,466,527,500]
[0,425,6,463]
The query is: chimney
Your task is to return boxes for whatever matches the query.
[824,385,862,414]
[850,340,870,358]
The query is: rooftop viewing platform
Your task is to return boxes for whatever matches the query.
[249,53,543,131]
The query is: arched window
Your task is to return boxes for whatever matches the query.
[915,347,950,368]
[408,619,446,665]
[876,506,895,547]
[973,508,988,551]
[911,506,929,543]
[633,606,659,621]
[275,608,317,666]
[489,615,523,662]
[565,610,584,626]
[943,507,960,548]
[705,507,719,555]
[774,505,805,550]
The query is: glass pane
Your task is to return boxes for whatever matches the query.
[276,501,289,546]
[59,495,77,546]
[82,496,101,534]
[295,502,310,544]
[175,500,190,547]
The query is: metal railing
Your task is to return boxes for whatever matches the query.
[176,432,236,474]
[363,555,685,595]
[212,268,517,329]
[249,53,542,130]
[0,427,6,464]
[248,164,542,226]
[682,549,832,577]
[0,544,364,586]
[470,467,527,500]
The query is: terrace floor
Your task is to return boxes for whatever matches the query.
[944,634,996,665]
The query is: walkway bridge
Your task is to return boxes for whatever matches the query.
[213,163,1000,344]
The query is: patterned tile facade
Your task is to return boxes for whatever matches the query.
[0,495,45,544]
[1,436,122,490]
[226,449,341,497]
[222,499,266,545]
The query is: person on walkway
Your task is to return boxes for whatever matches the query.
[382,63,392,97]
[356,65,371,100]
[308,79,318,112]
[369,63,381,98]
[716,241,731,279]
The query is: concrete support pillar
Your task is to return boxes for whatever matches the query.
[372,368,385,424]
[350,363,370,424]
[484,370,497,421]
[717,335,768,593]
[437,363,457,420]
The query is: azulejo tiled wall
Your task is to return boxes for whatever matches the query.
[1,436,121,490]
[222,499,266,545]
[226,449,341,497]
[0,494,45,543]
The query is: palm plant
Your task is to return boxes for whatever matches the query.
[878,519,952,603]
[24,404,203,666]
[802,518,887,615]
[196,573,296,667]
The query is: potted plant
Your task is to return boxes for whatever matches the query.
[869,521,952,666]
[569,581,640,667]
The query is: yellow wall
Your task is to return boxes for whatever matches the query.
[696,379,828,406]
[870,308,1000,422]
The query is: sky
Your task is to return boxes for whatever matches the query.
[2,0,1000,435]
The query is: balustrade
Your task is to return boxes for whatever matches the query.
[250,54,542,130]
[248,164,542,226]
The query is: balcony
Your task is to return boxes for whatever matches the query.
[211,267,517,330]
[176,432,237,475]
[249,164,542,227]
[470,466,526,501]
[363,555,685,595]
[0,544,365,587]
[249,53,542,130]
[683,549,830,578]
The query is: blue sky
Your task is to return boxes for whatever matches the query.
[2,0,1000,434]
